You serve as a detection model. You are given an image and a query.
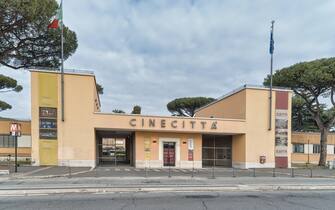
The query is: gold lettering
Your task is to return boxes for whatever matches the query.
[149,119,155,127]
[161,119,166,128]
[200,121,206,129]
[171,120,177,128]
[190,121,196,129]
[211,121,217,129]
[129,119,136,127]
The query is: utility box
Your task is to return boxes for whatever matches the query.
[260,156,266,164]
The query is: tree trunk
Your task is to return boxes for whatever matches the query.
[318,127,328,166]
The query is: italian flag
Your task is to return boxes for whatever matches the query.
[48,2,62,29]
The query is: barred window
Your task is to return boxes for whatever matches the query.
[293,144,304,153]
[0,135,15,148]
[313,144,321,154]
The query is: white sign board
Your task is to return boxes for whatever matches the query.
[188,139,194,150]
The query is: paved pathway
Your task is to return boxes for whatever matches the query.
[1,165,334,179]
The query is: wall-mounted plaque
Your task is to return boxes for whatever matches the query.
[39,107,57,118]
[39,107,57,139]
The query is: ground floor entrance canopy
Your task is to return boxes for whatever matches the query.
[93,113,246,135]
[93,113,246,169]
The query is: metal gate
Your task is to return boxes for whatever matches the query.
[202,135,232,167]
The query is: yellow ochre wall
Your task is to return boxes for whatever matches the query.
[31,70,291,169]
[135,131,202,168]
[31,73,58,165]
[195,89,246,119]
[196,87,292,168]
[243,88,291,168]
[291,132,335,164]
[0,120,31,135]
[0,120,31,158]
[31,70,99,167]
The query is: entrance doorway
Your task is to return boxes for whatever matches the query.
[163,142,176,166]
[202,135,232,167]
[96,130,135,166]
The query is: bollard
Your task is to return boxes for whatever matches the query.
[191,167,194,178]
[210,166,215,179]
[272,168,276,177]
[291,168,295,178]
[7,155,11,172]
[145,166,148,178]
[253,168,256,177]
[232,168,236,178]
[68,166,72,178]
[310,168,313,178]
[168,166,171,178]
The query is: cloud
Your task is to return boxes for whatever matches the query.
[1,0,335,118]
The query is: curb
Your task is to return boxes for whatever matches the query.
[1,184,335,196]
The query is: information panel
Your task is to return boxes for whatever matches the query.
[39,107,57,139]
[275,109,288,157]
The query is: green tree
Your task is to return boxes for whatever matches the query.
[112,109,125,114]
[0,74,22,111]
[0,0,78,69]
[131,105,141,114]
[292,95,318,131]
[264,57,335,166]
[167,97,215,117]
[1,0,104,96]
[96,83,103,95]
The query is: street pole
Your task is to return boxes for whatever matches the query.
[14,135,18,173]
[60,0,65,122]
[268,20,275,131]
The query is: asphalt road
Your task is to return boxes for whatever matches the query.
[1,190,335,210]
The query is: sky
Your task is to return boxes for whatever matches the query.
[1,0,335,119]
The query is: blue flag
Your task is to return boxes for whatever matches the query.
[269,31,274,54]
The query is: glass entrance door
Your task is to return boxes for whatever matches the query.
[163,142,176,166]
[100,138,128,165]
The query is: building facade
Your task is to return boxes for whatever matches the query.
[29,69,292,169]
[0,119,31,161]
[291,132,335,164]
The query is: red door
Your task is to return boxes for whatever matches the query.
[163,142,175,166]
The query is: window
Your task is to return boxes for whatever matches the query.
[0,135,15,148]
[313,144,321,154]
[293,144,304,153]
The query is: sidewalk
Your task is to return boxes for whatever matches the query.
[2,165,335,179]
[0,166,335,196]
[0,176,335,196]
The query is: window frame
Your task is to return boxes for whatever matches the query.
[292,143,304,153]
[313,144,321,154]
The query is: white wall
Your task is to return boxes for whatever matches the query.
[327,145,334,155]
[18,135,31,147]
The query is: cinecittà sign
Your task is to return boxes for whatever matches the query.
[129,118,218,130]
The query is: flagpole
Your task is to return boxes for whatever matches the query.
[268,20,275,131]
[61,0,65,122]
